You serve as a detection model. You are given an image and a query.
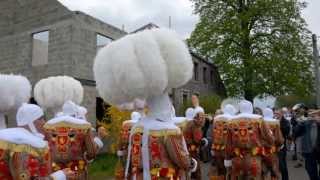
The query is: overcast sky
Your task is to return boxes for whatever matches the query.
[58,0,320,39]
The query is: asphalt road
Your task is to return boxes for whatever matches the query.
[201,152,309,180]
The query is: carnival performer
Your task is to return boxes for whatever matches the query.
[115,111,142,179]
[226,100,274,180]
[184,106,208,179]
[0,103,75,180]
[94,28,196,179]
[44,101,104,180]
[262,108,284,180]
[209,104,237,180]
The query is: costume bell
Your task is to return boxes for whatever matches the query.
[44,101,104,180]
[115,111,142,179]
[209,104,236,180]
[226,100,274,180]
[261,108,284,180]
[0,103,73,180]
[183,106,208,179]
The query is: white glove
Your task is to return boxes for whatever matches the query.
[201,138,209,147]
[191,158,198,172]
[210,150,215,156]
[224,160,232,167]
[94,137,104,149]
[117,150,125,157]
[50,170,66,180]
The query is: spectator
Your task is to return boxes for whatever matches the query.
[293,104,319,180]
[276,109,290,180]
[191,94,200,108]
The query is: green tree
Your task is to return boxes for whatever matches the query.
[188,0,313,101]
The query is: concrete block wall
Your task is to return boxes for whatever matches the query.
[0,0,225,124]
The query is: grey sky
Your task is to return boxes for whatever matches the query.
[58,0,319,39]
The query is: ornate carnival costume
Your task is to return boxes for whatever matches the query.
[0,103,73,180]
[115,111,142,179]
[262,108,284,180]
[210,104,237,180]
[93,28,196,180]
[183,106,207,179]
[44,101,103,180]
[34,76,104,180]
[226,100,273,180]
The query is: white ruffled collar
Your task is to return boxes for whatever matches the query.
[46,115,90,125]
[172,117,187,124]
[0,128,47,148]
[264,117,277,122]
[232,113,262,119]
[214,114,234,120]
[134,117,179,131]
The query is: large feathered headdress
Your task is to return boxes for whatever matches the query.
[34,76,83,113]
[0,74,31,129]
[93,29,193,105]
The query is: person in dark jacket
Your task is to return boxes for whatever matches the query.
[276,109,290,180]
[293,104,319,180]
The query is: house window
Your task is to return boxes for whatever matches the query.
[203,67,207,84]
[210,70,214,84]
[194,62,199,81]
[32,31,49,66]
[96,34,113,53]
[182,93,188,105]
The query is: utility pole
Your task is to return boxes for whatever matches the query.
[312,34,320,108]
[169,16,172,29]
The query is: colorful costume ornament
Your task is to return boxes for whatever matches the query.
[0,103,74,180]
[93,28,196,180]
[261,108,284,180]
[209,104,237,180]
[44,101,104,180]
[183,106,207,179]
[115,111,142,179]
[226,100,274,180]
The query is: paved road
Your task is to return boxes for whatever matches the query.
[102,153,309,180]
[202,152,309,180]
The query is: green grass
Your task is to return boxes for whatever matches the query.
[88,153,117,179]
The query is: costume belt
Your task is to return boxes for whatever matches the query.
[150,167,176,179]
[212,144,226,151]
[262,146,278,156]
[233,147,263,158]
[52,160,87,172]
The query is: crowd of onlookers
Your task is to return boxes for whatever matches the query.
[184,92,320,180]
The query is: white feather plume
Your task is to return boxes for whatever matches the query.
[34,76,83,109]
[93,28,193,105]
[0,74,31,112]
[220,97,243,113]
[151,29,193,88]
[253,95,276,110]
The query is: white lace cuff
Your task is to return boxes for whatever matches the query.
[201,138,208,147]
[191,158,198,172]
[94,137,104,149]
[117,150,125,156]
[50,170,66,180]
[224,160,232,167]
